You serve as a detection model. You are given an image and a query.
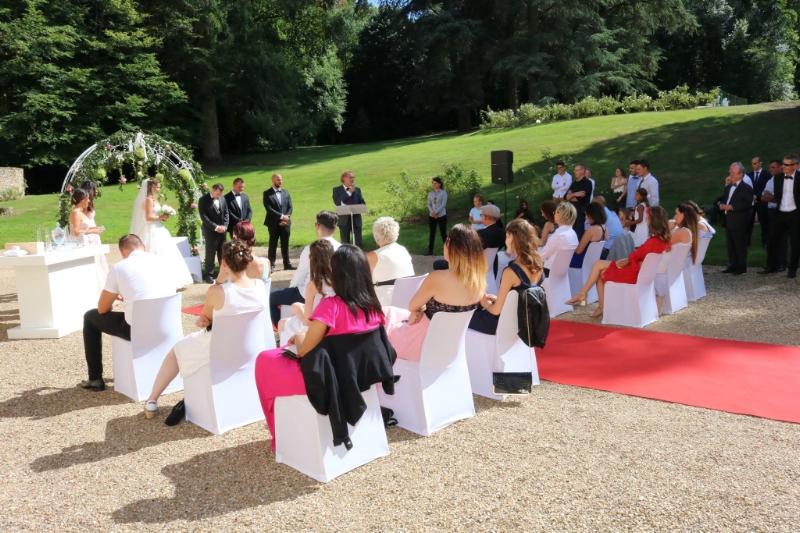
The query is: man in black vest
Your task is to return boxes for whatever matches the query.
[759,154,800,278]
[224,177,252,235]
[720,163,754,275]
[263,173,294,271]
[197,183,229,283]
[332,170,366,248]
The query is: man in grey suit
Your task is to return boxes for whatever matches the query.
[332,170,366,248]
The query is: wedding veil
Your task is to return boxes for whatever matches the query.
[129,178,150,238]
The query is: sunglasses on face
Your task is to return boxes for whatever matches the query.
[783,162,797,166]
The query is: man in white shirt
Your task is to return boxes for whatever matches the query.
[269,211,341,327]
[759,154,800,278]
[636,159,659,207]
[469,194,485,230]
[81,235,174,391]
[586,167,596,201]
[551,161,572,202]
[759,160,788,271]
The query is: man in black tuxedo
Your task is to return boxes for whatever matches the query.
[719,163,754,275]
[747,157,770,248]
[198,183,229,283]
[263,173,294,270]
[332,170,366,248]
[759,154,800,278]
[224,177,252,235]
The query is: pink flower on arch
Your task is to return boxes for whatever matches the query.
[106,144,112,150]
[66,185,73,192]
[120,177,127,184]
[201,182,208,190]
[190,203,197,209]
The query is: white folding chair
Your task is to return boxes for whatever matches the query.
[543,247,576,317]
[112,294,184,401]
[378,310,475,436]
[275,385,389,483]
[568,241,604,305]
[465,296,539,400]
[683,237,711,301]
[495,251,515,287]
[279,294,323,347]
[184,309,267,434]
[172,236,203,282]
[655,243,692,315]
[603,253,662,328]
[375,285,394,307]
[483,248,500,295]
[389,274,428,310]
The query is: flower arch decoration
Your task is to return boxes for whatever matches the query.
[59,131,208,251]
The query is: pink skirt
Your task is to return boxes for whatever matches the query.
[254,347,306,451]
[384,306,431,362]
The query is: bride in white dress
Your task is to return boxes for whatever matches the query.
[130,178,193,290]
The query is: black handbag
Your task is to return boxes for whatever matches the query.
[492,283,535,396]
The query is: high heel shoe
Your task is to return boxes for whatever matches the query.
[144,400,158,419]
[590,306,603,318]
[565,291,587,306]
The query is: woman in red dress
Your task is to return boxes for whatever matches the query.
[566,206,672,317]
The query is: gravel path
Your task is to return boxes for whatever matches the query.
[1,247,798,531]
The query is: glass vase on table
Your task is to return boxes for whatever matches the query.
[51,223,66,250]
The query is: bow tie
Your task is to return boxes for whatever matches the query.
[786,176,794,180]
[234,193,241,197]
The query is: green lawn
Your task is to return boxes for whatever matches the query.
[3,101,799,265]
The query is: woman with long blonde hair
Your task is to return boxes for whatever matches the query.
[469,219,544,335]
[385,224,486,361]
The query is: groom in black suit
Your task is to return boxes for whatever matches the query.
[198,183,229,283]
[263,173,294,270]
[720,162,754,275]
[759,154,800,278]
[224,177,253,235]
[332,170,366,248]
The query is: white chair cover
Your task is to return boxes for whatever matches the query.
[495,251,515,287]
[184,309,267,434]
[172,236,203,282]
[275,385,389,483]
[262,278,277,350]
[568,241,604,305]
[389,274,428,310]
[465,295,539,400]
[112,294,184,401]
[543,247,576,317]
[602,253,662,328]
[683,237,711,301]
[378,310,475,436]
[484,248,500,295]
[374,285,394,307]
[655,243,691,315]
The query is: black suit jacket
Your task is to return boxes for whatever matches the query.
[262,188,293,229]
[198,193,229,236]
[478,222,506,249]
[747,169,770,198]
[332,185,366,228]
[721,181,754,230]
[771,171,800,212]
[224,191,252,232]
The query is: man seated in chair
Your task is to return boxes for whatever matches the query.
[80,234,174,392]
[434,205,506,274]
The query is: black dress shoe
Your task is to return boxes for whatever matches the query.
[758,267,777,275]
[80,379,105,392]
[778,265,787,272]
[789,269,797,279]
[721,268,736,274]
[283,264,296,271]
[203,275,215,284]
[165,400,185,426]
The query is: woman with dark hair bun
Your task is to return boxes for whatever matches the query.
[254,244,386,450]
[143,239,267,422]
[215,221,271,283]
[69,187,108,289]
[80,179,99,218]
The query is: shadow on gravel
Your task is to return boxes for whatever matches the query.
[111,441,318,524]
[0,385,129,420]
[473,395,525,415]
[0,293,17,304]
[30,410,212,472]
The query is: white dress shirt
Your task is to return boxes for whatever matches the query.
[538,225,579,269]
[551,172,573,198]
[234,193,242,210]
[639,173,659,207]
[273,187,283,206]
[726,181,739,204]
[780,173,797,212]
[290,236,341,289]
[340,184,353,204]
[213,197,220,210]
[104,250,175,324]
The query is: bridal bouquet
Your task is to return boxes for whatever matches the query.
[156,204,177,217]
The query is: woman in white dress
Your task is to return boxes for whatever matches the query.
[130,178,193,290]
[278,238,336,344]
[69,188,108,290]
[144,240,267,419]
[366,217,415,283]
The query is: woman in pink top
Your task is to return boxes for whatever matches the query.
[254,245,385,450]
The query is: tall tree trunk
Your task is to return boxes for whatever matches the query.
[526,1,541,104]
[507,73,518,109]
[201,77,222,164]
[527,75,540,104]
[457,108,471,131]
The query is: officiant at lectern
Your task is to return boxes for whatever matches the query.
[332,170,366,248]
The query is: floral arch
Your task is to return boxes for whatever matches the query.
[58,131,207,249]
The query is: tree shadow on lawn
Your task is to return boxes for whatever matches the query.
[0,385,129,420]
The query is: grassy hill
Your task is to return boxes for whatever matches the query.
[2,101,799,266]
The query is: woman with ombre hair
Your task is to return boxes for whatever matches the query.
[385,224,486,361]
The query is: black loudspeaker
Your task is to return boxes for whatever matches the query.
[491,150,514,185]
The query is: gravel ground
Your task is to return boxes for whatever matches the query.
[1,246,798,532]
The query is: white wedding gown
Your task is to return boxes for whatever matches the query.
[142,202,194,290]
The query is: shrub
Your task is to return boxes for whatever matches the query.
[0,186,24,202]
[438,162,482,208]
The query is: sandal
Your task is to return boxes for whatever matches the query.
[144,400,158,420]
[590,306,603,318]
[566,291,587,306]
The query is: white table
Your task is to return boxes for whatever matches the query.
[0,245,110,339]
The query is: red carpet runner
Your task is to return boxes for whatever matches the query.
[537,320,800,424]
